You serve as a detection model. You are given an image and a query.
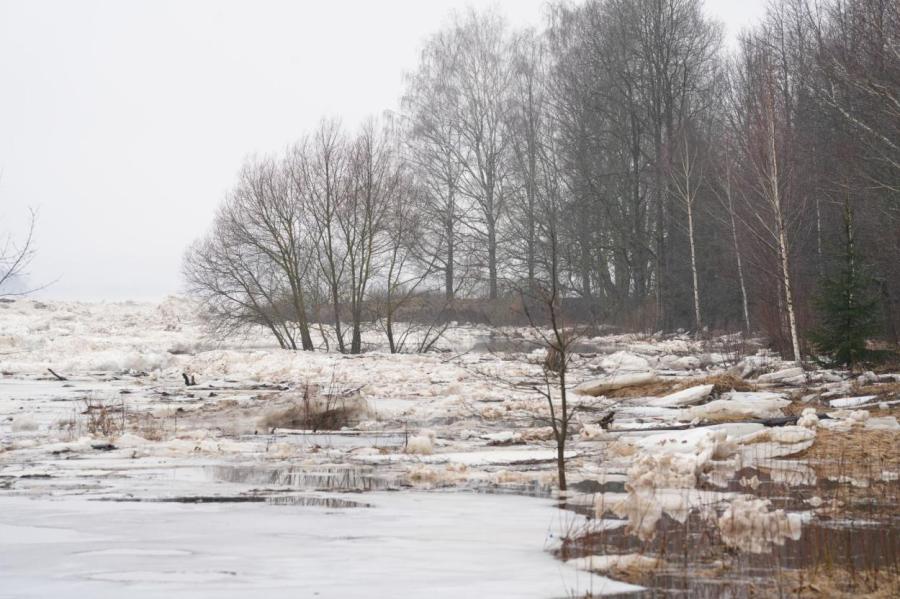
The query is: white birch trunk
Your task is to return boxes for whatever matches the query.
[687,200,702,331]
[767,104,801,362]
[725,162,751,333]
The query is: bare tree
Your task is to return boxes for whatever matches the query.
[403,28,467,301]
[0,208,37,297]
[709,140,753,334]
[730,33,804,360]
[341,119,400,353]
[184,160,314,349]
[447,9,515,300]
[296,120,351,353]
[513,91,583,491]
[507,29,548,290]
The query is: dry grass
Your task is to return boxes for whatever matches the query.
[804,427,900,468]
[603,379,683,399]
[603,373,755,399]
[82,397,123,438]
[259,384,368,432]
[781,567,900,598]
[849,381,900,400]
[134,412,165,441]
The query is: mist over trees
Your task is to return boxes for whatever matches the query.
[185,0,899,362]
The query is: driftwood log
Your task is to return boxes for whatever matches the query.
[47,368,67,381]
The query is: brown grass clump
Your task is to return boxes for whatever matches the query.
[82,397,123,438]
[259,385,368,432]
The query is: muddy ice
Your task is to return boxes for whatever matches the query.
[1,298,898,597]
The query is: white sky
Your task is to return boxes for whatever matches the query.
[0,0,766,301]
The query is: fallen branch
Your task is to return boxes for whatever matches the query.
[47,368,67,381]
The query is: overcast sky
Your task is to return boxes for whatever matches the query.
[0,0,766,301]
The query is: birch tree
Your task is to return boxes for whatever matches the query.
[731,34,804,360]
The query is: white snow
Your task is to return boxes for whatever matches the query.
[687,392,789,422]
[642,384,713,408]
[828,395,878,409]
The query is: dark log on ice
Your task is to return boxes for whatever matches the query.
[91,443,117,451]
[47,368,67,381]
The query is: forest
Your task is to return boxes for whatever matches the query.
[184,0,900,364]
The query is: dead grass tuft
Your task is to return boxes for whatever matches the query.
[82,397,123,438]
[259,384,368,432]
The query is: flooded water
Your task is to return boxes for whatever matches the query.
[559,458,900,598]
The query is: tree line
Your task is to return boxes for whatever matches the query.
[185,0,899,363]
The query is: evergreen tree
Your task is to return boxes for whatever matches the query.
[809,199,880,369]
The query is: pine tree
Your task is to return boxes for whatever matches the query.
[809,197,880,369]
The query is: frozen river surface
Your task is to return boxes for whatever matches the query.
[0,491,636,598]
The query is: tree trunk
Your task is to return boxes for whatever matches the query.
[687,199,702,331]
[488,220,498,300]
[728,188,751,334]
[767,106,801,361]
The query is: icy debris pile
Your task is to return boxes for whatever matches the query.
[718,497,802,553]
[406,430,436,455]
[592,420,816,552]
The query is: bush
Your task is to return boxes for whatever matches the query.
[259,384,368,432]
